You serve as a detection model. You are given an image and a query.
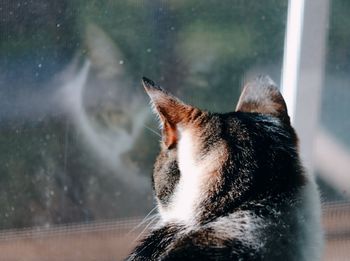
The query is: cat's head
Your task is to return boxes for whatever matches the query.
[143,76,304,225]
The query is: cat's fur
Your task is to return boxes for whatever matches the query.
[127,76,322,261]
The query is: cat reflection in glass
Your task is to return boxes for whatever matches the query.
[126,76,322,261]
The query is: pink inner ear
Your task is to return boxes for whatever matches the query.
[143,78,200,147]
[163,121,177,149]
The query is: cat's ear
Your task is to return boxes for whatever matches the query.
[142,77,193,149]
[235,75,290,123]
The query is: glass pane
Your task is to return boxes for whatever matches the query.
[0,0,288,259]
[318,0,350,259]
[319,0,350,201]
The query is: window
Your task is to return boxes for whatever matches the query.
[0,1,348,260]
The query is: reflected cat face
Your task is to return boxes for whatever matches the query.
[143,76,304,225]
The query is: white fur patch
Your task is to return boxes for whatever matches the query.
[159,128,201,224]
[209,211,265,250]
[159,128,225,225]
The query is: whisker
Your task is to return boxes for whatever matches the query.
[127,206,158,235]
[132,215,159,244]
[144,125,161,137]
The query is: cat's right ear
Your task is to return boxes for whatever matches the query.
[235,75,290,123]
[142,77,193,149]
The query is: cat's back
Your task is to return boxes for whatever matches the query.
[129,192,321,261]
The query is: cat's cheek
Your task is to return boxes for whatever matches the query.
[153,150,180,207]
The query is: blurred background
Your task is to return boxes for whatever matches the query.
[0,0,349,260]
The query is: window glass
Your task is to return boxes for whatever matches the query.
[1,1,289,259]
[316,1,350,259]
[319,0,350,201]
[0,0,288,227]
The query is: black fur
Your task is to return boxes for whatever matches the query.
[199,112,304,222]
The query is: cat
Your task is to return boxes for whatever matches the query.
[126,75,323,261]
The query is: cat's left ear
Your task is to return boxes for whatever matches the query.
[235,75,290,123]
[142,77,193,149]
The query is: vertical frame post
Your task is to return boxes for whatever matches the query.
[281,0,329,174]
